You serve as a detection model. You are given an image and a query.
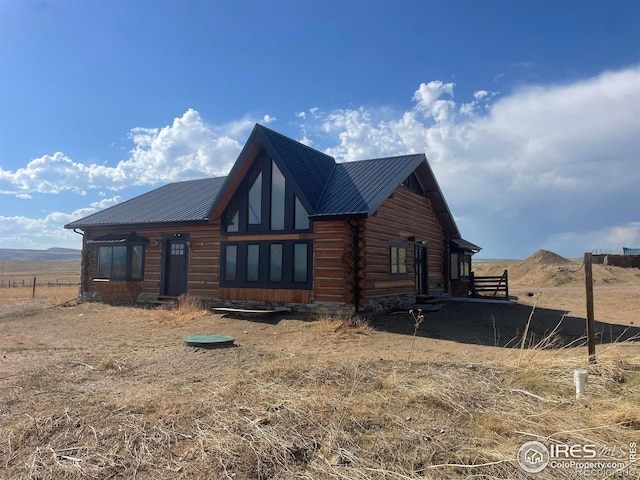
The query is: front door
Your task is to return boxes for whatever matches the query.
[164,239,188,296]
[414,243,428,295]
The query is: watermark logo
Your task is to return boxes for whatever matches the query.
[517,441,637,477]
[517,441,550,473]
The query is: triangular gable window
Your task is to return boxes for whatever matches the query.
[294,195,309,230]
[402,172,424,195]
[223,150,311,234]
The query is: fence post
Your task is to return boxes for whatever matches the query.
[584,252,596,364]
[32,276,36,298]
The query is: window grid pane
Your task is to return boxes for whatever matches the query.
[294,196,309,230]
[271,161,285,230]
[270,244,283,282]
[248,173,262,224]
[390,247,398,274]
[293,243,308,283]
[98,247,112,278]
[131,246,143,279]
[227,210,239,232]
[247,244,260,282]
[111,246,127,279]
[398,247,407,274]
[225,245,237,281]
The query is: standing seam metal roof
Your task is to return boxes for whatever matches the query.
[315,154,425,216]
[65,177,226,228]
[65,125,464,244]
[257,126,336,211]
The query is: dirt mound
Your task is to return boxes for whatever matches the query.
[523,249,572,266]
[473,250,640,288]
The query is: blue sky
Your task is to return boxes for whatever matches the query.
[1,0,639,259]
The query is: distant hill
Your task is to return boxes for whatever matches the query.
[0,248,81,262]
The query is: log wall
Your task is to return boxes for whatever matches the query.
[364,187,444,298]
[82,222,222,302]
[312,220,352,304]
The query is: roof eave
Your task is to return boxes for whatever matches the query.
[64,219,211,231]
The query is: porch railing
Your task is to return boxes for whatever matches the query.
[469,270,509,298]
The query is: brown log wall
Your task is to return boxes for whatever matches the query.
[79,187,446,307]
[364,187,444,298]
[312,220,352,304]
[82,222,222,301]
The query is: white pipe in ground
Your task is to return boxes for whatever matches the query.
[574,369,588,398]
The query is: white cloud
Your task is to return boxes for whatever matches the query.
[90,196,121,209]
[262,114,277,123]
[301,66,640,257]
[0,109,254,196]
[0,211,85,249]
[3,67,639,258]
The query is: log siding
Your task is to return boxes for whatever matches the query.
[364,187,444,298]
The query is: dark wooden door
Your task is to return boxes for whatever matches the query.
[165,240,188,296]
[414,244,428,295]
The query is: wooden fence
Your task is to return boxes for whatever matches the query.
[469,270,509,299]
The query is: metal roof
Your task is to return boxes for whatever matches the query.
[65,177,226,228]
[314,154,425,216]
[65,124,468,244]
[258,126,335,211]
[451,238,482,252]
[211,125,336,217]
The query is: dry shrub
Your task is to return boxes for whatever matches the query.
[315,310,371,335]
[153,294,208,326]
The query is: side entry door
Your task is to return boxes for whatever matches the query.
[414,243,428,295]
[164,238,188,296]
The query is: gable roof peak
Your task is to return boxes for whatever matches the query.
[252,123,336,163]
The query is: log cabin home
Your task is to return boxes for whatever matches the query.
[65,124,480,312]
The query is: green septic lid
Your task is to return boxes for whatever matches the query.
[184,334,235,348]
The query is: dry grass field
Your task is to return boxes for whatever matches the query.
[1,253,639,479]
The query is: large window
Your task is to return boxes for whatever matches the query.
[223,151,311,234]
[97,244,144,280]
[248,173,262,225]
[221,240,311,289]
[270,244,283,282]
[294,195,309,230]
[225,245,238,281]
[390,244,408,277]
[293,243,308,283]
[451,252,471,280]
[247,244,260,282]
[271,161,286,230]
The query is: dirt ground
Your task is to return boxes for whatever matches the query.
[1,289,639,388]
[1,252,639,479]
[1,251,639,395]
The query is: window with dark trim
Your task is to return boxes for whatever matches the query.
[451,252,471,280]
[293,243,308,283]
[96,245,144,281]
[247,244,260,282]
[390,243,408,278]
[223,150,311,234]
[221,240,312,289]
[294,195,309,230]
[270,244,283,282]
[248,173,262,225]
[402,172,424,196]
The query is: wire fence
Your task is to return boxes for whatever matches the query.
[0,278,79,289]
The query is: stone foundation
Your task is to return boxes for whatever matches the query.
[364,293,416,313]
